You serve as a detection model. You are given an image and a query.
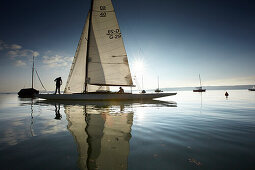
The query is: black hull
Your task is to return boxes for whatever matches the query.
[155,89,163,93]
[248,89,255,91]
[18,88,39,98]
[193,89,206,92]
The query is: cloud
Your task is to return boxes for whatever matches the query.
[10,44,22,50]
[14,60,26,66]
[42,55,72,68]
[0,40,39,59]
[0,40,6,50]
[0,40,40,67]
[7,50,18,57]
[0,40,22,50]
[8,49,39,59]
[1,40,72,69]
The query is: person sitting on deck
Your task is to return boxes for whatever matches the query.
[54,77,62,94]
[118,87,124,93]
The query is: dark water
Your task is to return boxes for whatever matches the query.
[0,90,255,169]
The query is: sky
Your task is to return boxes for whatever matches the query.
[0,0,255,92]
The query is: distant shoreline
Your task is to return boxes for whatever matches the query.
[157,85,254,92]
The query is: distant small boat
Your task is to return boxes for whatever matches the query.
[193,74,206,92]
[155,76,163,93]
[193,87,206,92]
[141,76,146,93]
[248,86,255,91]
[155,89,163,93]
[18,56,39,98]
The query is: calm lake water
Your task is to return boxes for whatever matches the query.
[0,90,255,170]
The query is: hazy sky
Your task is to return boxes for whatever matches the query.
[0,0,255,92]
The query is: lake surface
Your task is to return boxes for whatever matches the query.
[0,90,255,169]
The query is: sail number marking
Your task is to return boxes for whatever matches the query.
[106,29,121,39]
[100,6,106,17]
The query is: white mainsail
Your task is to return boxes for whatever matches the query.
[87,0,133,87]
[64,0,133,94]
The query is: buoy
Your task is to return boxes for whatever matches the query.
[225,91,229,97]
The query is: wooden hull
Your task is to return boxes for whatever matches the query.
[193,89,206,92]
[37,93,177,101]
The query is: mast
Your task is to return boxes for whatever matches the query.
[199,74,202,87]
[157,76,159,89]
[84,0,94,93]
[142,76,144,89]
[32,56,34,89]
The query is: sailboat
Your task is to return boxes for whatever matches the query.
[193,74,206,92]
[248,86,255,91]
[155,76,163,93]
[18,56,39,98]
[37,0,176,101]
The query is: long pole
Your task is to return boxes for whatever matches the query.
[158,76,159,89]
[142,75,144,89]
[84,0,94,93]
[199,74,202,87]
[32,56,34,89]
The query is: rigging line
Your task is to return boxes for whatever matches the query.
[134,76,141,91]
[35,69,48,91]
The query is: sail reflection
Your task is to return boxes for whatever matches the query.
[64,102,134,170]
[37,100,176,169]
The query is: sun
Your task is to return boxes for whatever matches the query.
[132,58,145,74]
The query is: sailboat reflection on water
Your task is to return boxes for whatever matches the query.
[65,102,133,169]
[38,99,176,169]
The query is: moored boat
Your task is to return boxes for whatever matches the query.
[18,88,39,98]
[18,56,39,98]
[193,74,206,92]
[155,76,163,93]
[248,86,255,91]
[193,87,206,92]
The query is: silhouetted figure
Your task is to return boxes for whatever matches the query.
[118,87,124,93]
[225,91,229,98]
[54,77,62,94]
[54,103,62,120]
[120,104,124,112]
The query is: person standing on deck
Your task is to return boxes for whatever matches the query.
[54,77,62,94]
